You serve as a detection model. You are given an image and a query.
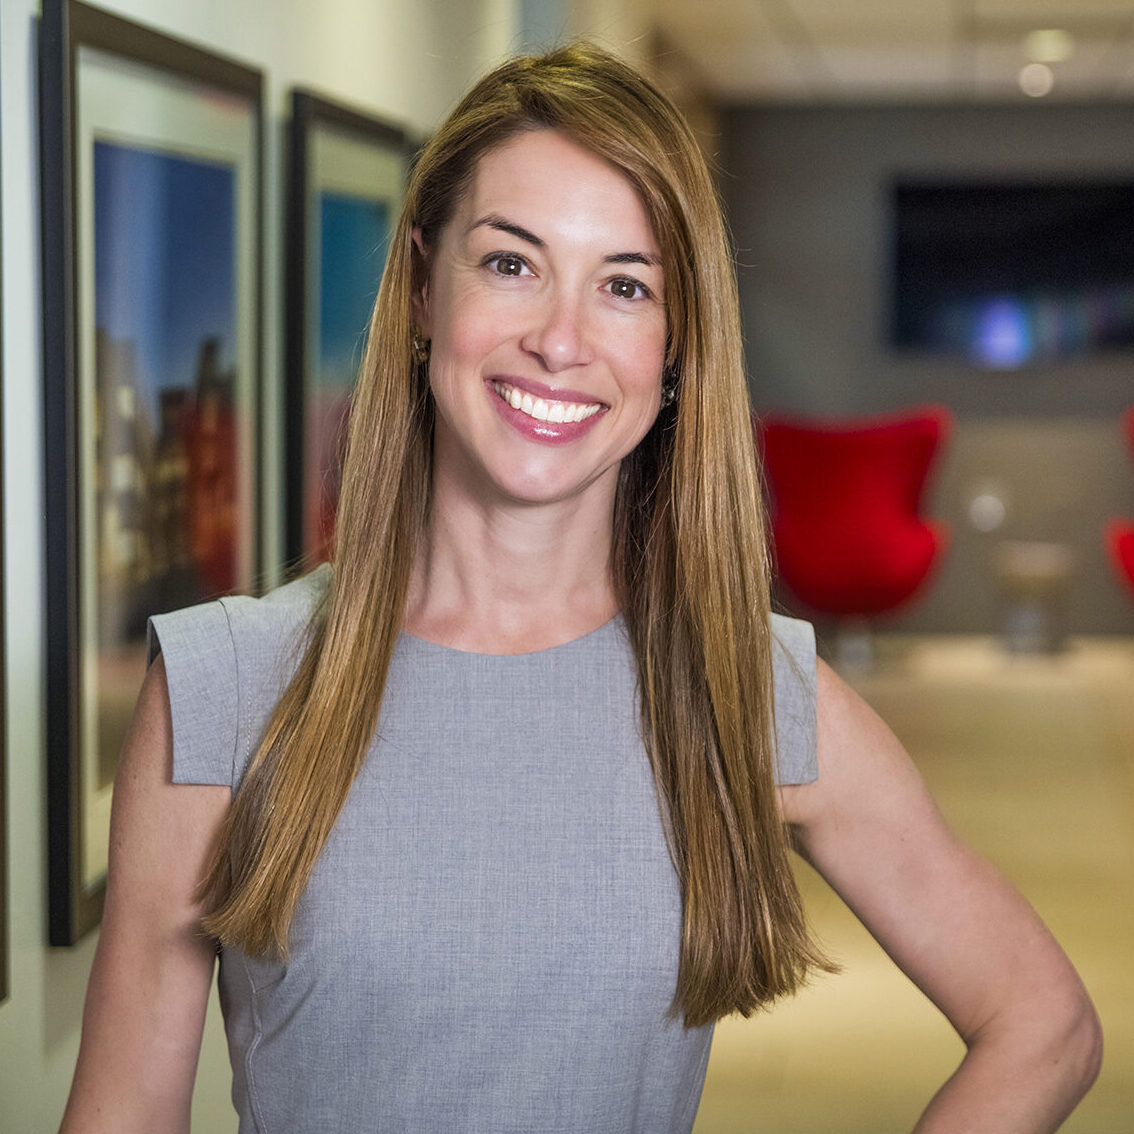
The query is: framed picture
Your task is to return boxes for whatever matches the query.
[39,0,263,945]
[285,91,412,567]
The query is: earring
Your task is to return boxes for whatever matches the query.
[660,367,679,408]
[411,326,431,364]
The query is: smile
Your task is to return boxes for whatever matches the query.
[491,382,603,424]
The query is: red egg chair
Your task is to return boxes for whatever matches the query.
[757,405,952,659]
[1106,408,1134,599]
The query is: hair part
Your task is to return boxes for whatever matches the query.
[199,41,831,1028]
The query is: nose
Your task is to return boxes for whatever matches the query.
[520,289,592,373]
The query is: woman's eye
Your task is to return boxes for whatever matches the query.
[610,277,648,300]
[490,254,526,277]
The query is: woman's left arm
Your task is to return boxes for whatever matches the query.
[780,660,1102,1133]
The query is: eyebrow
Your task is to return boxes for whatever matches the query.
[473,214,544,247]
[471,213,662,268]
[605,250,662,268]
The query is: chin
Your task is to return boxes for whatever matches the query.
[491,463,615,509]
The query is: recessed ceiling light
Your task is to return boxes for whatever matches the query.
[1024,28,1074,64]
[1019,62,1055,97]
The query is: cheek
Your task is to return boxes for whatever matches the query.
[615,322,668,393]
[429,283,503,368]
[426,312,507,420]
[446,317,498,366]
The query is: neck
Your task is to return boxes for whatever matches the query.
[404,483,619,655]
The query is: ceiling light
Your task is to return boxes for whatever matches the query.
[1024,29,1074,64]
[1019,62,1054,97]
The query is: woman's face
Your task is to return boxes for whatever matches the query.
[414,128,668,513]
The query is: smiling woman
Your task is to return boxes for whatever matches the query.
[413,129,668,523]
[60,41,1100,1134]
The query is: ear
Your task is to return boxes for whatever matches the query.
[410,226,431,336]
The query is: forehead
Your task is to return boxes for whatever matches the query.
[451,128,661,249]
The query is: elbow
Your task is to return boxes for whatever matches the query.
[1040,980,1103,1106]
[972,975,1104,1115]
[1066,991,1104,1097]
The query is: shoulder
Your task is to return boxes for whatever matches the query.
[768,611,815,667]
[218,563,330,671]
[145,565,330,788]
[147,564,330,672]
[767,612,818,786]
[779,658,919,829]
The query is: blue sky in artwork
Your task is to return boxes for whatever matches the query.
[94,142,236,413]
[319,192,388,386]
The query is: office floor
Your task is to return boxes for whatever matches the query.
[693,635,1134,1133]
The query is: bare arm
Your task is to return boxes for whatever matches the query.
[780,660,1102,1133]
[59,656,231,1133]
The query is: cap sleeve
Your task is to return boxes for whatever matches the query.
[147,600,239,788]
[768,613,818,786]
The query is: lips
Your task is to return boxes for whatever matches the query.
[490,381,603,424]
[486,378,607,445]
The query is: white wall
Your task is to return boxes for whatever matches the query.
[0,2,521,1130]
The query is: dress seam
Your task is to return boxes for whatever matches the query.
[239,948,270,1134]
[218,598,243,793]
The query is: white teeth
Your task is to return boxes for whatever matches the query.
[492,382,601,425]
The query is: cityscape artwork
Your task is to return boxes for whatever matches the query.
[92,140,242,790]
[305,191,389,562]
[285,90,410,568]
[40,0,263,945]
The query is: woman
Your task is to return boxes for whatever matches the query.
[60,43,1100,1133]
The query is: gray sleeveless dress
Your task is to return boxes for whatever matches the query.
[148,565,818,1134]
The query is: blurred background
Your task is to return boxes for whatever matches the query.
[2,1,1133,1129]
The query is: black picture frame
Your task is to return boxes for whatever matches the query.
[39,0,264,945]
[285,90,412,568]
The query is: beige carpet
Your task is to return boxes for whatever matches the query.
[693,636,1134,1133]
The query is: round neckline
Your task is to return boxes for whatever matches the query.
[306,562,624,659]
[398,614,624,660]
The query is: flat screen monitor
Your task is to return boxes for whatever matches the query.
[891,181,1134,368]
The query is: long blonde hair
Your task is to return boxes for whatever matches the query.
[200,42,829,1027]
